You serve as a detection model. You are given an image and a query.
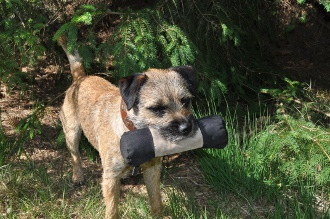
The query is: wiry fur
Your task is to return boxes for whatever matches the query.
[58,35,196,219]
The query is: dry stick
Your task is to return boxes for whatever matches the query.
[293,99,330,118]
[312,139,330,162]
[284,99,330,162]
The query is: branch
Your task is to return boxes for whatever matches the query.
[293,99,330,118]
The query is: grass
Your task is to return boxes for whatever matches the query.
[1,96,329,218]
[0,159,228,218]
[196,104,330,218]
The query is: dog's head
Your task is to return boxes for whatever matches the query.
[119,66,197,141]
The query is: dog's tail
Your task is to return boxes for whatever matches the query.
[58,36,86,81]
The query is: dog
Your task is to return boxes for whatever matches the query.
[58,36,197,219]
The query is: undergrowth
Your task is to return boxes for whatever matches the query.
[80,0,280,103]
[1,0,330,218]
[0,102,45,167]
[196,99,330,218]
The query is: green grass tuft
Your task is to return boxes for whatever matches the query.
[195,100,330,218]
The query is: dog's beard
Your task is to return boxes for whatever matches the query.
[155,119,198,142]
[128,110,198,141]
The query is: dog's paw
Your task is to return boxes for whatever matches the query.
[73,180,85,187]
[72,174,85,187]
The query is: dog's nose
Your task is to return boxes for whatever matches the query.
[178,121,192,134]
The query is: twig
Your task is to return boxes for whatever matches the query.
[312,138,330,162]
[293,99,330,118]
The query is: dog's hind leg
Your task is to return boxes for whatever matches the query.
[60,102,84,185]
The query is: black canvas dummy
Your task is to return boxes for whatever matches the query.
[120,115,228,167]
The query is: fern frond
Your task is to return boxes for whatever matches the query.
[79,44,93,68]
[52,23,74,41]
[72,4,96,25]
[67,26,78,54]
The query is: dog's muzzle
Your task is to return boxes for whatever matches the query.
[172,118,193,135]
[158,116,198,141]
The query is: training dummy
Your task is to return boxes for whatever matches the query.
[120,115,228,168]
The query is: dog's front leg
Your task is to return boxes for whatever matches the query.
[102,176,120,219]
[143,158,163,217]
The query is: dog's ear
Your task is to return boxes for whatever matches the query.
[170,66,196,95]
[119,73,147,110]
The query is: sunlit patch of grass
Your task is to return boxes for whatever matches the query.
[0,160,104,219]
[0,159,229,219]
[195,99,330,218]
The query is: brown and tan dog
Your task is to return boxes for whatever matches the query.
[58,36,197,219]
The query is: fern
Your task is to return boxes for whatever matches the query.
[157,24,195,66]
[16,102,44,141]
[71,4,96,25]
[114,11,160,76]
[79,45,93,68]
[0,101,45,166]
[247,115,330,189]
[63,4,97,54]
[298,0,330,12]
[54,2,230,102]
[0,0,46,91]
[103,8,198,80]
[53,5,99,69]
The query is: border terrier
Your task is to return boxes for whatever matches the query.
[58,36,197,219]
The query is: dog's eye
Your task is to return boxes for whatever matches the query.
[181,97,191,107]
[148,105,166,116]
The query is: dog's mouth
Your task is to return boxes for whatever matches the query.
[156,117,198,142]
